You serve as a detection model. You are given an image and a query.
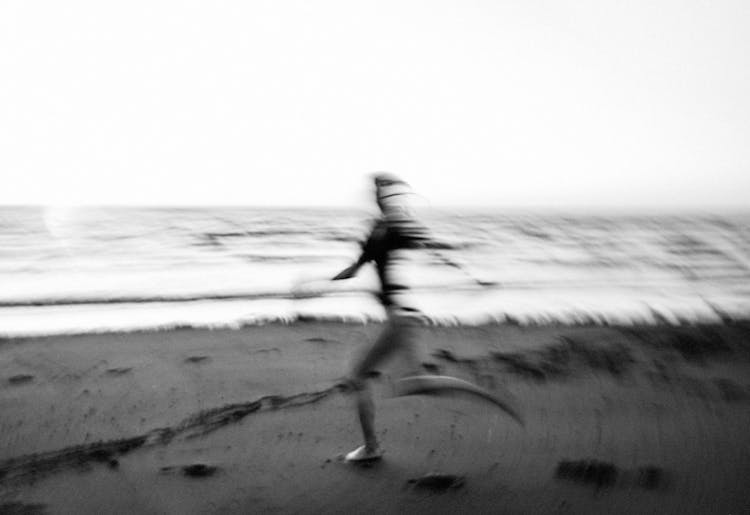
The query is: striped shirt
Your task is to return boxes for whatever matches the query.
[357,216,429,308]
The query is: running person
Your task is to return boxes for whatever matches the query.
[332,173,426,461]
[333,173,520,462]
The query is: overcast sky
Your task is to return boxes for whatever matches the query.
[1,0,748,209]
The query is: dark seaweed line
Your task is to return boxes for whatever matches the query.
[0,384,344,485]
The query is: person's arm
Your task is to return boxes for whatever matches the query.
[332,222,378,281]
[332,253,367,280]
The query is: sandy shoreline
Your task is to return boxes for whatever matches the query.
[1,322,749,514]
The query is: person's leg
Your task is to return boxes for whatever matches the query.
[346,315,405,460]
[394,315,421,376]
[351,314,405,380]
[349,379,378,455]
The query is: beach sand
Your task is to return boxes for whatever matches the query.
[1,322,749,514]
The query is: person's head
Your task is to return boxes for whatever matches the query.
[371,172,411,215]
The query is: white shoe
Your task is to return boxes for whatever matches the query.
[344,445,383,462]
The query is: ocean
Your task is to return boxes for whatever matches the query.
[1,206,749,337]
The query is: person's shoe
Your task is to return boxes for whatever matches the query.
[344,445,383,462]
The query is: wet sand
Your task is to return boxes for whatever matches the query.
[1,322,749,514]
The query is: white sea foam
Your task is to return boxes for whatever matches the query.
[0,297,383,337]
[1,287,746,338]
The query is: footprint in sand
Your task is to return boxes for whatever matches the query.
[160,463,219,478]
[555,459,667,491]
[184,356,212,364]
[246,348,281,358]
[407,473,466,492]
[421,362,441,374]
[555,459,618,489]
[105,367,133,377]
[7,374,35,386]
[304,337,340,345]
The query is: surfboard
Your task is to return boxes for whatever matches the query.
[394,375,525,426]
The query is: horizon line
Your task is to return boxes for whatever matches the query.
[2,203,748,215]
